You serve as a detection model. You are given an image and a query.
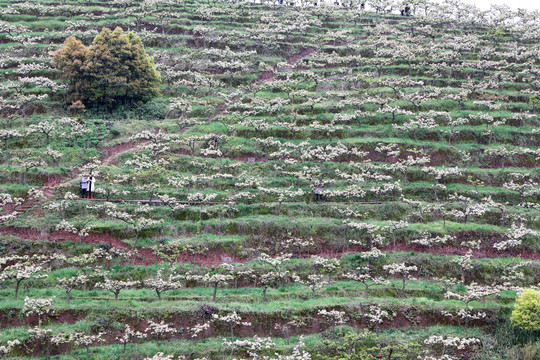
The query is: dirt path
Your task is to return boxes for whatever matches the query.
[286,46,317,65]
[0,138,160,260]
[44,140,149,194]
[208,46,320,122]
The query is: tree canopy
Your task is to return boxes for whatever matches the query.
[511,289,540,332]
[53,27,161,110]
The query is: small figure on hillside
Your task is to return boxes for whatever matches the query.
[87,175,95,199]
[361,2,365,9]
[315,182,324,203]
[401,3,410,16]
[80,176,88,199]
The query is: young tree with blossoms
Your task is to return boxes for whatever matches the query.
[451,249,474,283]
[157,193,187,221]
[344,267,390,298]
[145,320,176,345]
[106,205,164,241]
[57,273,88,303]
[420,335,481,360]
[117,324,147,352]
[493,222,538,252]
[187,192,218,221]
[311,255,340,283]
[72,332,105,357]
[45,191,79,220]
[0,339,21,357]
[385,220,409,250]
[0,262,48,300]
[200,269,234,302]
[257,252,291,287]
[212,311,251,341]
[383,263,417,298]
[55,215,97,243]
[221,262,254,289]
[28,327,54,360]
[445,282,500,328]
[293,273,327,299]
[145,268,181,300]
[189,321,210,342]
[0,193,24,223]
[363,304,393,333]
[23,296,55,327]
[95,277,137,302]
[318,309,348,339]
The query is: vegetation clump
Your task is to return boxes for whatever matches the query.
[53,27,161,110]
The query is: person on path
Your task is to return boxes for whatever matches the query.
[80,176,88,199]
[315,183,324,203]
[87,175,95,199]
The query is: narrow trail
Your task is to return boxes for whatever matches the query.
[2,140,151,252]
[42,140,149,196]
[208,46,319,122]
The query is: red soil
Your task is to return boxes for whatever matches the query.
[0,226,158,265]
[287,47,317,65]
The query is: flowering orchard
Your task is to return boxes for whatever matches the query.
[0,0,539,359]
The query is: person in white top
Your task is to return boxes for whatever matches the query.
[80,176,88,198]
[87,175,95,199]
[315,183,324,203]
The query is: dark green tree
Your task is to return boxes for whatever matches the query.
[53,27,161,110]
[52,36,88,102]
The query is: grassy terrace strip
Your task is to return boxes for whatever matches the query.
[1,0,540,359]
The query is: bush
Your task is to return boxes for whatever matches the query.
[131,100,167,120]
[53,27,161,111]
[511,289,540,332]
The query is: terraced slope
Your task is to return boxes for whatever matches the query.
[0,0,539,359]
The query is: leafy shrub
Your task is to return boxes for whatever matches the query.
[511,289,540,332]
[53,27,161,111]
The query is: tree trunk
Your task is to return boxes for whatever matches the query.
[15,279,22,300]
[212,284,218,302]
[46,338,51,360]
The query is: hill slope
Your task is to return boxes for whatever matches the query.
[0,0,539,359]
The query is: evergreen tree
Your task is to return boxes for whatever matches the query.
[52,36,88,102]
[53,27,161,110]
